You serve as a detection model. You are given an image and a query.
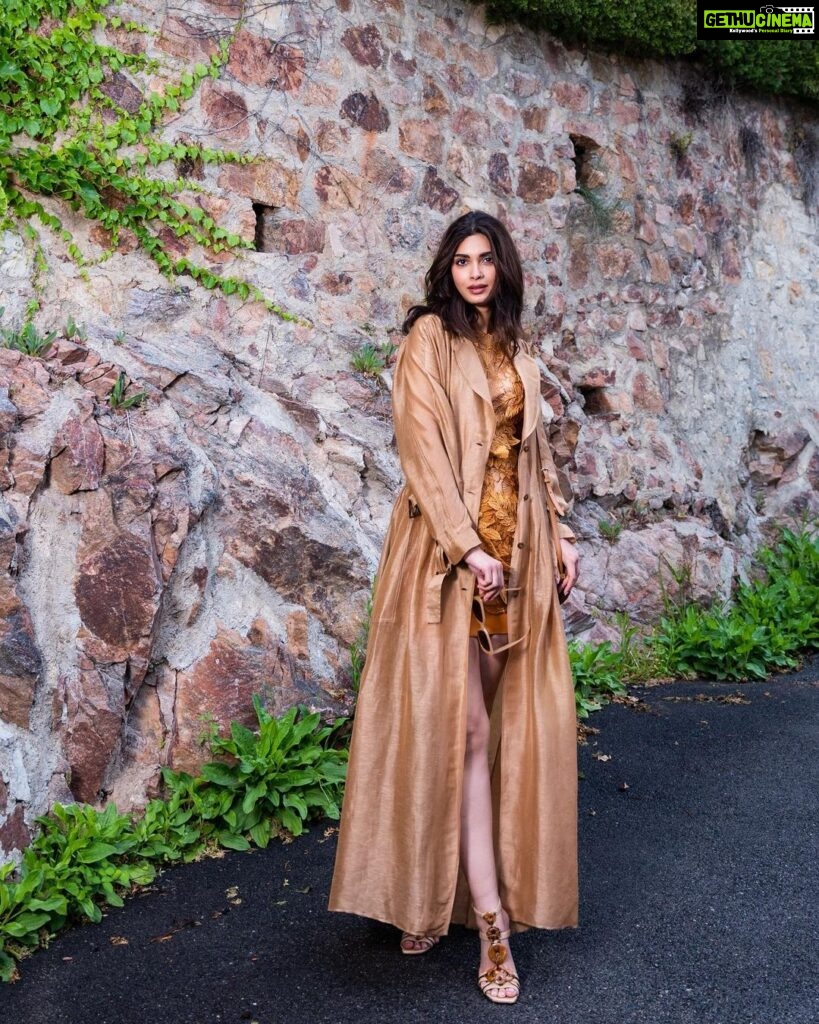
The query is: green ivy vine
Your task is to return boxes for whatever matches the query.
[481,0,818,103]
[0,0,297,321]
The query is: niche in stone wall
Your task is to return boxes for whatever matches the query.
[253,203,280,252]
[569,134,607,191]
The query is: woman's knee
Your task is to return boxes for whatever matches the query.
[464,705,490,756]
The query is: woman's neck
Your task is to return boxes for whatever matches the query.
[475,306,492,333]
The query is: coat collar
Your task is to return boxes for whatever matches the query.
[452,335,542,442]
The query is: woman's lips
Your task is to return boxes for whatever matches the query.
[468,285,487,293]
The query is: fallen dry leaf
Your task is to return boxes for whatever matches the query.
[663,691,750,705]
[576,723,600,745]
[109,936,129,946]
[593,752,612,762]
[150,919,202,943]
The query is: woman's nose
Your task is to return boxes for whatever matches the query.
[471,262,483,278]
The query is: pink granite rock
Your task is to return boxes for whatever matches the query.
[340,91,390,132]
[228,31,305,92]
[419,167,459,213]
[341,25,386,69]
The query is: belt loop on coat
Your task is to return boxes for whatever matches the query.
[426,543,452,623]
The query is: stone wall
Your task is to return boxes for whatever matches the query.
[1,0,817,857]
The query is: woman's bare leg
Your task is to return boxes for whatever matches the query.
[460,636,517,998]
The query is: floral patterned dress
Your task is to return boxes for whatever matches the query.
[471,334,525,636]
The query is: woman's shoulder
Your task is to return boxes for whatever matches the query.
[406,312,446,339]
[403,312,449,356]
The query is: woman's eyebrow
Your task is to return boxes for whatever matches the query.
[453,250,493,258]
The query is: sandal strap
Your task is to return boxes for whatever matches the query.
[479,967,520,990]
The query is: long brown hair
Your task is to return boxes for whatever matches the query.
[403,211,524,357]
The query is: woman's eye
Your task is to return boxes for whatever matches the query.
[482,255,493,263]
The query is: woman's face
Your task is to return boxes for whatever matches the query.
[450,233,496,310]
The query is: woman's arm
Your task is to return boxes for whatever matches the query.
[392,316,482,565]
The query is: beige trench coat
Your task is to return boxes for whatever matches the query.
[329,314,578,935]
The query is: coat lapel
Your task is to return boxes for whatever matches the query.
[451,335,541,440]
[452,336,493,405]
[514,350,542,442]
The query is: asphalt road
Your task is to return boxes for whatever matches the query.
[2,658,818,1024]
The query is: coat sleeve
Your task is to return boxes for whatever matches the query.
[536,416,576,543]
[392,316,482,565]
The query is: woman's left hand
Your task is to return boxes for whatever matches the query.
[557,539,579,601]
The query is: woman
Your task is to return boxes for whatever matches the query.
[329,211,580,1004]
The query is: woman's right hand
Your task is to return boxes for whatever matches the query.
[463,547,505,602]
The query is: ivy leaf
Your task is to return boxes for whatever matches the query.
[39,97,62,117]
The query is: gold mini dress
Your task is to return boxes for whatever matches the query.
[469,335,525,639]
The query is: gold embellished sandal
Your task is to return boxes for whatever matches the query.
[400,932,439,955]
[473,902,520,1004]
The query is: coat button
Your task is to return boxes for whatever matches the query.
[517,542,525,549]
[522,444,529,452]
[523,494,529,501]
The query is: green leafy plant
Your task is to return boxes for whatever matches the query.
[107,371,147,411]
[0,802,155,981]
[570,525,819,704]
[194,696,348,844]
[351,342,395,375]
[598,518,622,543]
[63,314,86,341]
[650,527,819,681]
[0,315,56,356]
[569,639,629,718]
[0,695,349,982]
[0,1,298,321]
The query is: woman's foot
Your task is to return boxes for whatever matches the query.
[400,932,439,955]
[474,903,520,1004]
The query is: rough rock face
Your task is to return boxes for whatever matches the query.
[1,0,817,855]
